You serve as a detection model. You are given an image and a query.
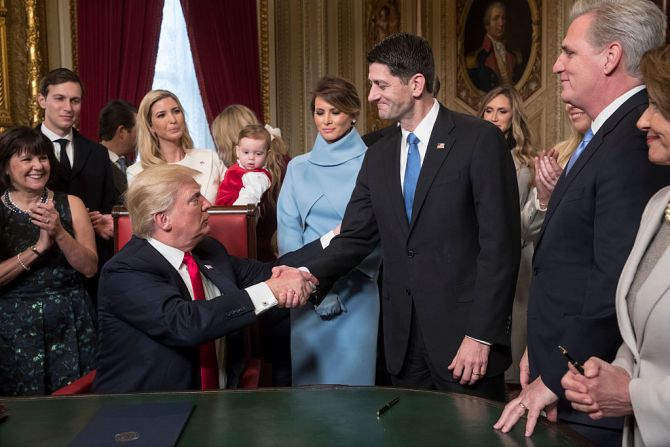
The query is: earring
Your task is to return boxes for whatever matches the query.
[352,119,357,125]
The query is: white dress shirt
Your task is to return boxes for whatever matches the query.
[399,98,440,191]
[147,237,277,388]
[41,123,74,166]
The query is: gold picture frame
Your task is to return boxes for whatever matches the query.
[456,0,541,110]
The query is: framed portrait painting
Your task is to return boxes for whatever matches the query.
[456,0,541,109]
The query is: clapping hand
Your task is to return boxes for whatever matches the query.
[29,201,59,252]
[89,211,114,240]
[534,149,562,208]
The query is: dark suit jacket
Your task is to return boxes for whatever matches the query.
[46,128,118,214]
[527,89,670,428]
[362,124,397,147]
[42,127,119,303]
[110,161,127,203]
[93,235,320,393]
[308,104,521,381]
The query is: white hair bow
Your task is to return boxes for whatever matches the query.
[264,124,282,141]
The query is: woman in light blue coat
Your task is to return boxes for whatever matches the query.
[277,76,381,385]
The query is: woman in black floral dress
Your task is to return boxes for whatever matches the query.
[0,127,97,395]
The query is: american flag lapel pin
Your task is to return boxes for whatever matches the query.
[436,143,445,149]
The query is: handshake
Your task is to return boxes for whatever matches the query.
[265,266,319,308]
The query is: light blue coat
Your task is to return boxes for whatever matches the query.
[277,128,381,385]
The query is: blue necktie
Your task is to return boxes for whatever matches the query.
[404,132,421,221]
[116,156,127,174]
[565,128,593,174]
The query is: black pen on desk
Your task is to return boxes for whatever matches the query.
[377,396,400,417]
[558,345,585,374]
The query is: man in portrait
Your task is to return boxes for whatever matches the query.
[467,1,523,91]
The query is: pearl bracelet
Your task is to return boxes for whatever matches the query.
[16,252,30,271]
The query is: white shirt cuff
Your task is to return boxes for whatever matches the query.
[245,282,277,315]
[466,335,492,346]
[320,231,335,248]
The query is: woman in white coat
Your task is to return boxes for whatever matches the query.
[562,44,670,447]
[127,90,224,203]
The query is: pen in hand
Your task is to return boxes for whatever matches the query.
[377,396,400,417]
[558,345,584,374]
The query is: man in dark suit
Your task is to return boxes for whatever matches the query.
[98,99,137,201]
[494,1,670,444]
[38,68,119,303]
[93,165,320,393]
[308,33,520,401]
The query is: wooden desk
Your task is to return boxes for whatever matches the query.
[0,386,590,446]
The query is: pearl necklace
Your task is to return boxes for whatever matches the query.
[665,201,670,223]
[2,188,49,216]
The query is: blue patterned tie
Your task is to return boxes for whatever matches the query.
[404,132,421,221]
[565,128,593,174]
[116,156,127,174]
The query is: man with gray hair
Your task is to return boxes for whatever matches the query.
[93,165,321,393]
[495,1,670,444]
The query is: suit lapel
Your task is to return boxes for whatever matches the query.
[409,107,455,234]
[71,130,92,178]
[635,245,670,350]
[615,192,668,356]
[535,90,649,249]
[192,248,238,293]
[629,190,670,349]
[383,128,409,233]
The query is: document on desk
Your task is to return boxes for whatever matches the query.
[69,402,193,447]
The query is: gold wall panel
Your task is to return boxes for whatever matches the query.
[0,0,12,128]
[266,0,574,156]
[2,0,48,129]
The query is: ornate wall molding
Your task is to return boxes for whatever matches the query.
[265,0,572,155]
[259,0,271,123]
[26,0,45,127]
[69,0,76,71]
[0,0,12,129]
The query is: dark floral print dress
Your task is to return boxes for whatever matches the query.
[0,191,96,395]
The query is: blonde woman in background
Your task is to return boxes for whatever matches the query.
[211,104,292,386]
[210,104,289,262]
[478,85,535,386]
[126,90,225,203]
[211,104,259,167]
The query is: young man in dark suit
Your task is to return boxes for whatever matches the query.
[38,68,118,303]
[308,32,520,402]
[495,1,670,444]
[93,165,320,393]
[98,99,137,200]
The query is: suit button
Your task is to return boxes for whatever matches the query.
[405,288,411,297]
[407,249,415,258]
[533,268,538,275]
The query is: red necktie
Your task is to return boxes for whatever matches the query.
[183,252,219,390]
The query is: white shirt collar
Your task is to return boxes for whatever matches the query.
[147,237,186,271]
[41,123,73,142]
[107,149,120,163]
[401,98,440,150]
[591,85,646,135]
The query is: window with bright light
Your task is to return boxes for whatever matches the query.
[152,0,214,149]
